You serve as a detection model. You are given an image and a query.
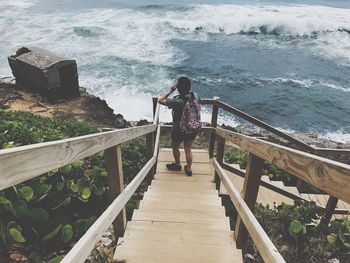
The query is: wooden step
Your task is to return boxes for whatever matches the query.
[132,209,231,227]
[154,173,214,182]
[157,161,213,175]
[114,238,242,263]
[137,203,225,218]
[142,192,222,206]
[126,220,231,233]
[123,228,235,246]
[138,199,225,214]
[147,185,218,195]
[158,149,210,163]
[151,179,216,189]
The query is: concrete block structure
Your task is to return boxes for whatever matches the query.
[8,47,80,100]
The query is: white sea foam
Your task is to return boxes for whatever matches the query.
[0,2,349,135]
[319,131,350,144]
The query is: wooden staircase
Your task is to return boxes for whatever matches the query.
[113,148,243,263]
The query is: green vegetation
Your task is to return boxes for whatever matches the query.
[245,201,350,263]
[0,110,148,262]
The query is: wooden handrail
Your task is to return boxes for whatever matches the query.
[213,159,286,263]
[0,124,157,191]
[216,127,350,204]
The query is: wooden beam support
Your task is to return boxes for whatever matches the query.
[235,153,265,249]
[216,128,350,204]
[146,133,155,184]
[104,145,126,241]
[0,124,157,191]
[321,196,339,225]
[215,136,225,190]
[209,99,219,158]
[213,159,286,263]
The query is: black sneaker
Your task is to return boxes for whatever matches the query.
[166,163,182,171]
[184,165,192,177]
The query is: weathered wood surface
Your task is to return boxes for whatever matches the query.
[235,153,265,248]
[213,159,286,263]
[209,101,219,158]
[104,145,126,241]
[216,128,350,204]
[114,149,243,263]
[0,124,156,191]
[61,156,157,263]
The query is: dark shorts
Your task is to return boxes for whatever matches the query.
[171,127,197,144]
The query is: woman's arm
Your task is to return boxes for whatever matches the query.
[158,85,177,105]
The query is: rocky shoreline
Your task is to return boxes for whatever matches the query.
[1,76,349,152]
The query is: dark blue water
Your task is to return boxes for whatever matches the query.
[0,0,349,142]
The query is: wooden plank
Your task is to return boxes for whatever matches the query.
[217,128,350,204]
[138,199,225,214]
[147,185,218,195]
[104,145,126,241]
[156,161,213,175]
[213,159,286,263]
[321,196,339,225]
[142,193,222,206]
[215,136,225,189]
[126,220,230,233]
[132,209,230,227]
[157,150,210,163]
[114,238,242,263]
[61,156,156,263]
[209,102,219,158]
[154,173,214,182]
[138,203,226,217]
[123,228,234,246]
[0,124,156,190]
[151,180,216,189]
[235,153,265,248]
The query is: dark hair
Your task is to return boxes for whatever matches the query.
[177,76,191,96]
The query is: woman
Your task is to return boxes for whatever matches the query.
[158,76,201,176]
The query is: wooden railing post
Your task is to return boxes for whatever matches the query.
[104,145,127,241]
[209,97,219,158]
[146,133,155,184]
[235,153,265,249]
[152,97,158,118]
[215,136,225,190]
[321,196,339,225]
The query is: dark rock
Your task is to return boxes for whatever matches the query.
[137,119,150,126]
[115,114,131,128]
[8,47,80,101]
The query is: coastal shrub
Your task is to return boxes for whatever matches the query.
[0,110,148,262]
[245,201,350,263]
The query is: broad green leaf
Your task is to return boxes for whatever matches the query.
[100,171,108,177]
[25,208,49,224]
[92,181,104,196]
[72,160,84,169]
[61,224,73,244]
[0,197,10,205]
[77,177,88,192]
[327,234,337,244]
[289,219,303,234]
[56,182,65,191]
[69,183,78,193]
[9,228,26,243]
[85,216,97,231]
[81,188,91,200]
[42,224,62,241]
[32,183,52,197]
[19,186,34,201]
[47,256,63,263]
[60,165,72,175]
[12,200,28,217]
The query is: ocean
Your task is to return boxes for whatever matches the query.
[0,0,349,142]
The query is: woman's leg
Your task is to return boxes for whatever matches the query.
[172,140,181,165]
[184,139,195,171]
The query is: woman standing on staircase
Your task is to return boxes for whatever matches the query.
[157,76,201,176]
